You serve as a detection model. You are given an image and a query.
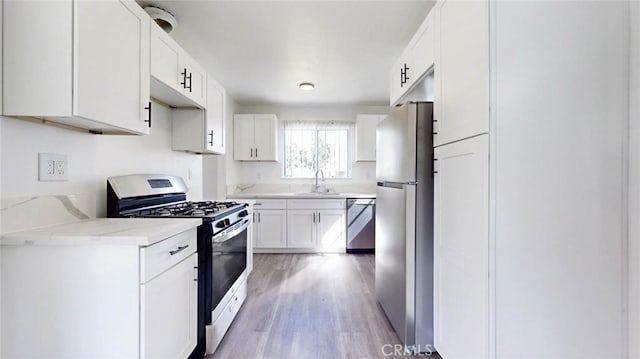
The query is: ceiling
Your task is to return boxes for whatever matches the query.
[137,1,434,106]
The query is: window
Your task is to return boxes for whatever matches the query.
[283,121,352,178]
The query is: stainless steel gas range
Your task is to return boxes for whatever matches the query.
[106,174,250,357]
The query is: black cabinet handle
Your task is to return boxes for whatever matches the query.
[318,212,321,223]
[400,64,410,87]
[250,148,254,158]
[169,244,189,256]
[180,68,188,89]
[208,130,214,146]
[313,212,316,223]
[255,148,258,158]
[144,102,151,128]
[186,72,193,92]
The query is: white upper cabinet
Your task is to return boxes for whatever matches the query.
[355,114,386,162]
[233,114,278,161]
[3,0,151,135]
[390,7,437,106]
[150,21,207,108]
[172,75,226,154]
[435,0,489,146]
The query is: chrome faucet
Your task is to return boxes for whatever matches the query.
[314,169,325,193]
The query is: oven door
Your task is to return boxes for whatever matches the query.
[211,217,249,316]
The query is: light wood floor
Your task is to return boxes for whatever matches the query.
[212,254,439,359]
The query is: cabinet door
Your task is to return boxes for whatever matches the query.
[254,115,277,161]
[390,56,407,106]
[181,53,207,108]
[74,0,150,134]
[254,210,287,248]
[205,76,226,154]
[3,0,73,117]
[287,210,317,248]
[150,22,181,92]
[317,209,346,251]
[434,135,489,359]
[355,114,380,162]
[410,8,436,79]
[234,115,255,161]
[142,253,197,359]
[436,0,489,146]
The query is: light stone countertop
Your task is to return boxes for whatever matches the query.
[227,192,376,200]
[0,218,202,246]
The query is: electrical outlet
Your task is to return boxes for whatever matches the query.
[39,153,68,181]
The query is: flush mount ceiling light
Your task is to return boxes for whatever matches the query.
[299,82,315,91]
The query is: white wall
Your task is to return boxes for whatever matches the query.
[629,1,640,357]
[493,2,628,357]
[228,105,389,190]
[0,101,204,217]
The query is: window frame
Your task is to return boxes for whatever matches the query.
[281,122,354,179]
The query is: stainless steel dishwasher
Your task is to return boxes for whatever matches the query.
[346,198,376,253]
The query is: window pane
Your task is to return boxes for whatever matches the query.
[317,129,349,178]
[284,129,316,177]
[283,123,351,178]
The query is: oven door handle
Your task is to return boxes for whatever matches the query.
[212,218,250,243]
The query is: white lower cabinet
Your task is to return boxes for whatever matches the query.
[248,198,346,252]
[316,209,347,250]
[434,135,489,359]
[254,209,287,248]
[1,223,199,359]
[142,252,197,359]
[287,210,317,248]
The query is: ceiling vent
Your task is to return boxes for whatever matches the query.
[144,6,178,34]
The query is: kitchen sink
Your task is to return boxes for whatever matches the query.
[294,191,341,196]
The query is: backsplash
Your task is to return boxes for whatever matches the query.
[1,194,96,234]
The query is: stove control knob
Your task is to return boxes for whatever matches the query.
[238,210,249,218]
[215,221,226,228]
[225,219,231,226]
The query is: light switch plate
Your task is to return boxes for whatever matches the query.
[38,153,68,181]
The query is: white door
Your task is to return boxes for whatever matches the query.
[434,134,489,359]
[287,210,316,248]
[436,0,489,146]
[150,22,181,92]
[253,115,276,161]
[255,210,287,248]
[234,115,255,161]
[316,209,346,251]
[74,0,150,134]
[206,76,226,154]
[409,9,435,78]
[142,253,197,359]
[181,53,207,108]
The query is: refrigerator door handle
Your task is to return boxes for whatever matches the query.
[377,181,417,188]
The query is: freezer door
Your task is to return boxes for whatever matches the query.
[375,183,416,343]
[376,103,417,183]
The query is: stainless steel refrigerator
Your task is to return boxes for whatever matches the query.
[375,102,434,352]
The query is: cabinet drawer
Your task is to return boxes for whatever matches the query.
[140,228,197,283]
[287,199,345,210]
[253,199,287,210]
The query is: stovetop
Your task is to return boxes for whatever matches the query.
[124,201,245,221]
